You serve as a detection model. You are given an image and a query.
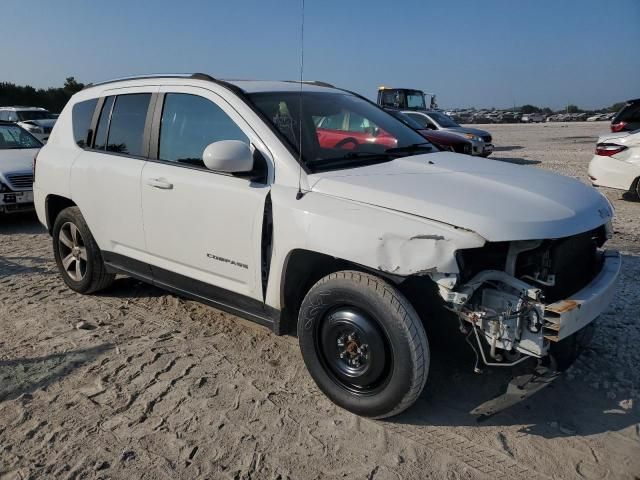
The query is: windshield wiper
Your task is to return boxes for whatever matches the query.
[308,151,391,165]
[384,142,433,155]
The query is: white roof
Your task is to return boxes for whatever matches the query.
[227,80,337,93]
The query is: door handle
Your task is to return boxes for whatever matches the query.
[146,178,173,189]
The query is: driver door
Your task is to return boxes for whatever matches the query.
[140,86,272,302]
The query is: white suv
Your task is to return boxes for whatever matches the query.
[34,74,620,418]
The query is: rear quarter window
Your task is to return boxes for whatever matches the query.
[72,99,98,148]
[105,94,151,157]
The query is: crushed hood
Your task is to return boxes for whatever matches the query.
[308,153,612,242]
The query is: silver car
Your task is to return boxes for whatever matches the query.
[0,107,57,143]
[403,110,494,157]
[0,121,40,214]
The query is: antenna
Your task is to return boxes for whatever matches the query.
[295,0,305,200]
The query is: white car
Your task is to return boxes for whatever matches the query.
[0,121,40,214]
[588,129,640,197]
[521,113,545,123]
[0,106,57,143]
[33,74,620,418]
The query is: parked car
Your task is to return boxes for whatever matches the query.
[521,113,545,123]
[587,114,606,122]
[34,74,619,418]
[0,106,57,143]
[588,129,640,198]
[314,109,398,150]
[0,121,41,214]
[401,110,494,157]
[385,109,472,154]
[610,98,640,133]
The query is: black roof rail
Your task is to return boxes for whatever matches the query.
[190,73,216,81]
[83,73,218,89]
[282,80,335,88]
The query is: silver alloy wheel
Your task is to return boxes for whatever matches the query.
[58,221,88,281]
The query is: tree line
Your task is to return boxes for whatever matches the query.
[0,77,85,113]
[519,102,626,115]
[0,77,629,116]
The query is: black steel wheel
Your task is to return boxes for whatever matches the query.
[317,306,392,395]
[298,271,429,418]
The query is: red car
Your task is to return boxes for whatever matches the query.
[315,109,472,155]
[316,111,397,150]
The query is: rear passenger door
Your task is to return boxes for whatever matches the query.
[70,87,157,270]
[140,86,272,303]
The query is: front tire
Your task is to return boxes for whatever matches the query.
[298,271,429,418]
[52,206,115,294]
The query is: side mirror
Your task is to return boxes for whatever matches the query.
[203,140,253,173]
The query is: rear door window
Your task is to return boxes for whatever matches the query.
[72,99,98,148]
[347,113,375,133]
[104,94,151,157]
[317,112,346,130]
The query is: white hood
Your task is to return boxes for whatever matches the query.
[0,148,39,176]
[308,153,612,242]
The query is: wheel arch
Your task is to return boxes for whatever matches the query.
[278,248,442,335]
[45,194,77,234]
[632,176,640,198]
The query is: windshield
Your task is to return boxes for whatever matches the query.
[0,124,42,149]
[406,92,426,109]
[249,91,433,171]
[17,111,52,121]
[428,111,459,128]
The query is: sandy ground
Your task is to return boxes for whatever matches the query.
[1,122,639,479]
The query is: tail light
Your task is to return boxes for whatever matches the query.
[33,150,39,182]
[611,121,627,132]
[595,143,627,157]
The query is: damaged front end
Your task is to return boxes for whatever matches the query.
[430,225,621,369]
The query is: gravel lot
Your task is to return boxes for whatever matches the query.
[1,122,639,479]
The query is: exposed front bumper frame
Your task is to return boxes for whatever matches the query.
[432,249,621,361]
[542,250,621,342]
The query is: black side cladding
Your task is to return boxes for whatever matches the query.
[261,193,273,301]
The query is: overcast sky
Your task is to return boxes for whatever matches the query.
[1,0,638,109]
